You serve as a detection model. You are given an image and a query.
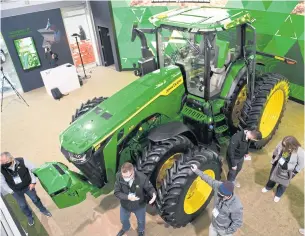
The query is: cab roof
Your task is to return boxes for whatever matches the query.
[149,7,255,32]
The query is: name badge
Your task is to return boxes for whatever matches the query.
[279,157,286,166]
[13,175,22,184]
[212,208,219,218]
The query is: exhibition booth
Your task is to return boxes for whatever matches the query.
[0,1,304,236]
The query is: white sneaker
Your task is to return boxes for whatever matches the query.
[261,187,269,193]
[244,154,252,161]
[274,196,281,202]
[299,229,304,235]
[234,181,241,188]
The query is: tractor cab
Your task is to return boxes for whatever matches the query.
[133,7,256,101]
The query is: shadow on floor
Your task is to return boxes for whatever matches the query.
[95,194,120,214]
[71,211,102,235]
[254,167,271,187]
[286,183,304,227]
[191,209,211,235]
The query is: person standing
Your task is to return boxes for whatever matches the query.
[191,164,243,236]
[261,136,304,202]
[226,129,262,187]
[114,162,157,236]
[0,152,52,226]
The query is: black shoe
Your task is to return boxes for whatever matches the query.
[138,232,145,236]
[28,216,34,226]
[117,229,126,236]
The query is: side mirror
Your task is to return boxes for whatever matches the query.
[131,22,139,42]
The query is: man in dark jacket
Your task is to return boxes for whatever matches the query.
[114,162,156,236]
[191,164,243,236]
[0,152,51,226]
[227,129,262,187]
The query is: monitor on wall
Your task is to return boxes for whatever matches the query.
[14,37,41,70]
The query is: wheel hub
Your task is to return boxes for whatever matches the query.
[183,169,215,215]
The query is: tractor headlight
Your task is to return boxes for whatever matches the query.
[68,153,87,164]
[61,147,92,165]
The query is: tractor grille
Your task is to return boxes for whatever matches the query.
[182,105,206,122]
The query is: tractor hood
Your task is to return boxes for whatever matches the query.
[60,65,182,154]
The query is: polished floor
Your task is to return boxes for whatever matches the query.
[1,66,304,236]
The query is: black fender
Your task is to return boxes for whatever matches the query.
[147,121,198,145]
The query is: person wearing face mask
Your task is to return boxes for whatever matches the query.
[226,129,262,187]
[0,152,51,226]
[114,162,157,236]
[191,164,243,236]
[261,136,304,202]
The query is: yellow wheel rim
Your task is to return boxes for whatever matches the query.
[156,153,181,188]
[232,85,247,127]
[184,169,215,215]
[259,89,285,138]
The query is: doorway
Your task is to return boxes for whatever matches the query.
[98,26,114,67]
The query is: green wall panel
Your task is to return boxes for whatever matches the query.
[111,0,304,101]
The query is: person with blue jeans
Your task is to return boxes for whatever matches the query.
[114,162,156,236]
[0,152,51,226]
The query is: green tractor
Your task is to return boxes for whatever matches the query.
[34,7,296,227]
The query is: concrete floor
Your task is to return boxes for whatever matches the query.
[1,66,304,236]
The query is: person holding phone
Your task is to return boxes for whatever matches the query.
[114,162,156,236]
[0,152,52,226]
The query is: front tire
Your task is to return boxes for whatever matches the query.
[240,73,289,149]
[156,147,222,228]
[137,135,193,188]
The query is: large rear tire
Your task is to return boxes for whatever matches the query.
[226,74,247,133]
[137,135,193,188]
[240,73,289,149]
[71,96,108,123]
[156,147,222,228]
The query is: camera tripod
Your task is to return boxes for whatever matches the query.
[1,66,29,112]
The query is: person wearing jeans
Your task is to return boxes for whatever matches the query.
[0,152,52,226]
[114,162,156,236]
[120,204,146,233]
[262,136,304,202]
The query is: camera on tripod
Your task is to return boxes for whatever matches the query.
[1,65,29,112]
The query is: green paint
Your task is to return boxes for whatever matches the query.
[220,60,246,97]
[60,65,182,154]
[215,39,230,68]
[290,83,304,101]
[34,162,98,208]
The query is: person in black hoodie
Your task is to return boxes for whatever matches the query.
[226,129,262,187]
[114,162,156,236]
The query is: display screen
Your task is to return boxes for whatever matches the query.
[14,37,41,70]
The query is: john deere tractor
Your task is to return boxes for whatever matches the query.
[34,7,296,227]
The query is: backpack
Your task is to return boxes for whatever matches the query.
[51,87,64,100]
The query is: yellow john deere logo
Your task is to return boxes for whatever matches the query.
[161,77,183,96]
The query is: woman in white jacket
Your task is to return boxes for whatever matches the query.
[262,136,304,202]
